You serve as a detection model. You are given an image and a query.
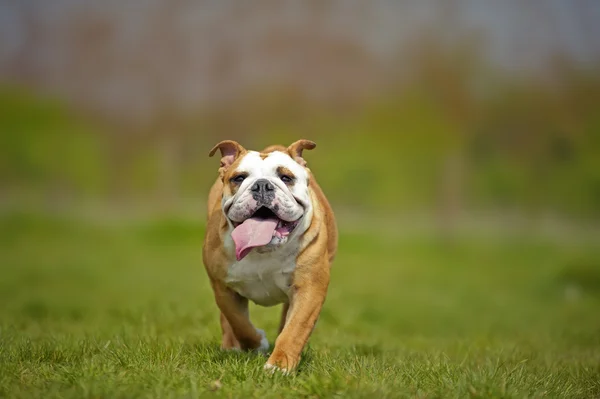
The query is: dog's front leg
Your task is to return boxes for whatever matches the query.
[277,302,290,335]
[212,282,269,352]
[265,262,330,372]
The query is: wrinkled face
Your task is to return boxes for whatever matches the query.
[222,150,311,250]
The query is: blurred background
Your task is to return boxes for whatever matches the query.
[1,0,600,229]
[1,4,600,395]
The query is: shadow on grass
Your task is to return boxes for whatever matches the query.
[195,342,268,364]
[191,342,323,375]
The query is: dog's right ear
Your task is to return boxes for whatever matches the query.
[209,140,246,170]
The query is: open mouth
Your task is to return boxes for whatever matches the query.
[233,207,299,237]
[230,206,301,261]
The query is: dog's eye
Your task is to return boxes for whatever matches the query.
[280,175,293,183]
[231,175,246,183]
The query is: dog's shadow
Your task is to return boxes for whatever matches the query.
[196,342,316,374]
[194,342,268,364]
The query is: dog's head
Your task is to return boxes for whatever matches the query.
[209,140,316,260]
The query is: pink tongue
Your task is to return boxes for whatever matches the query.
[231,217,278,261]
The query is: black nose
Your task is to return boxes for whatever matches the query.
[251,179,275,193]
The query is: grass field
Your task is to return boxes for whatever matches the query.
[1,211,599,398]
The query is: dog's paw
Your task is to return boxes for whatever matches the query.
[264,362,290,375]
[265,348,299,373]
[255,329,270,353]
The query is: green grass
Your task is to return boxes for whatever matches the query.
[1,212,599,398]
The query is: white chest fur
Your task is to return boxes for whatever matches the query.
[224,247,297,307]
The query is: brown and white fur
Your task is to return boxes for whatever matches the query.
[203,139,337,373]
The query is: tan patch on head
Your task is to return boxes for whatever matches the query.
[260,145,286,160]
[276,166,295,179]
[263,145,287,153]
[222,156,248,196]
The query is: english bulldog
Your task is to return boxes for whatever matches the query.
[202,139,337,373]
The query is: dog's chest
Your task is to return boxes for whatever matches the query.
[225,252,296,307]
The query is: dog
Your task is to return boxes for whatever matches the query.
[202,139,337,373]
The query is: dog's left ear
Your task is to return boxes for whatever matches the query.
[288,139,316,167]
[209,140,246,170]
